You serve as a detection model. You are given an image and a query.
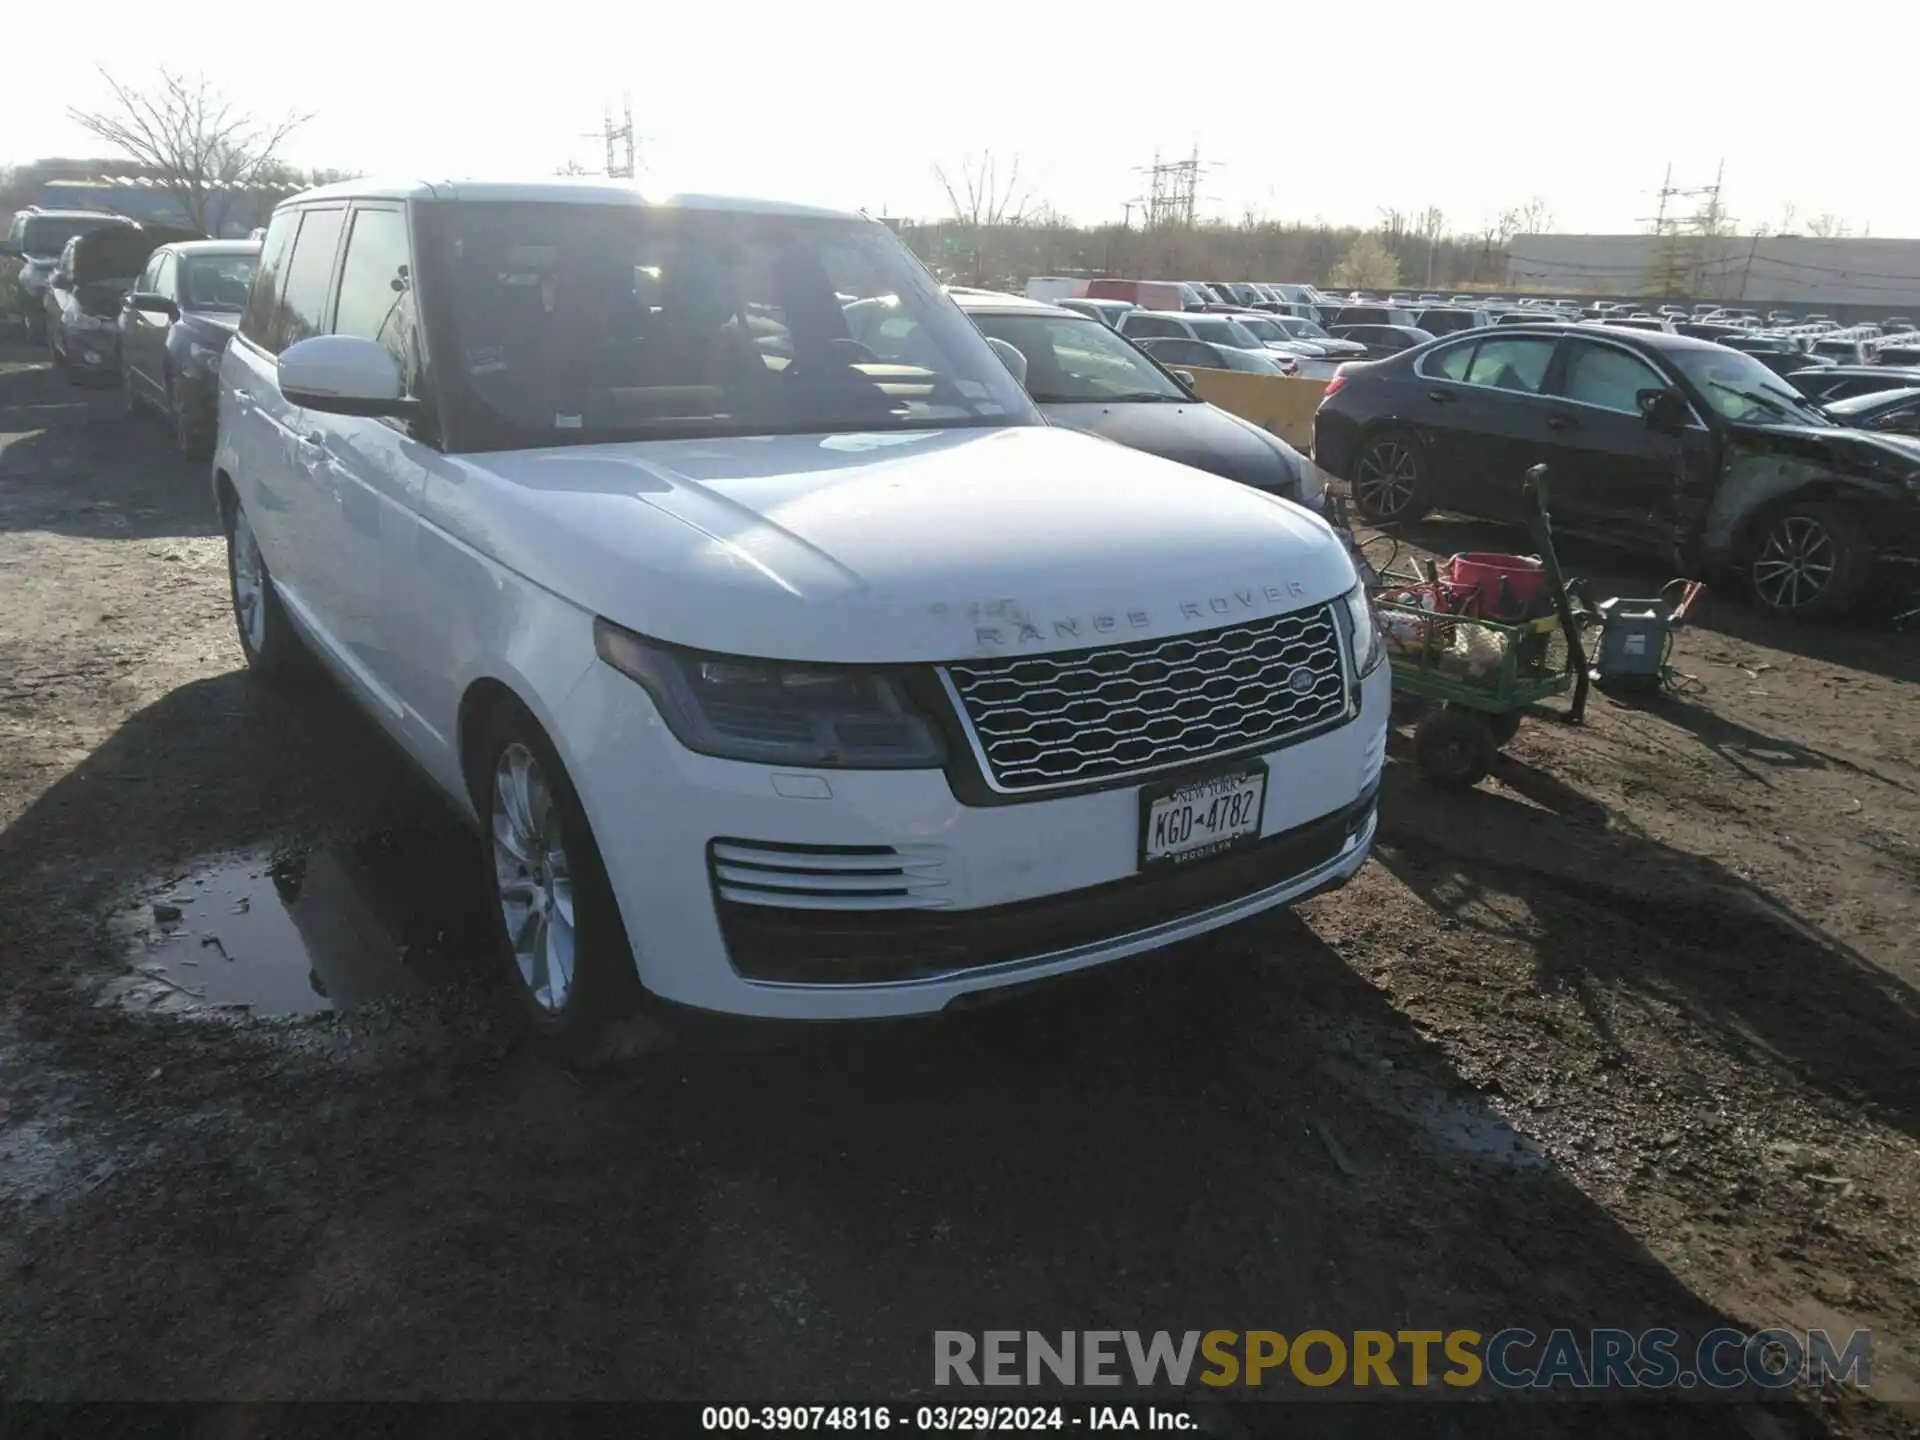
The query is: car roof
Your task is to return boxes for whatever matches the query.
[20,208,135,222]
[278,177,864,221]
[949,292,1080,319]
[163,240,262,256]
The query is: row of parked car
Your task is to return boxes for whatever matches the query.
[3,205,263,455]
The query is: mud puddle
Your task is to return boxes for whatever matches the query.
[110,827,492,1016]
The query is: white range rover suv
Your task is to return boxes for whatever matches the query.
[214,179,1387,1048]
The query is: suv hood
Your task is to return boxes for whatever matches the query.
[429,426,1354,664]
[71,225,203,285]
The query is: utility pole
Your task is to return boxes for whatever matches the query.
[578,94,638,179]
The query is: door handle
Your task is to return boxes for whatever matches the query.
[1547,414,1579,431]
[232,391,254,414]
[1427,389,1454,403]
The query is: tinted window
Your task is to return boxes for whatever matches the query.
[1560,340,1665,413]
[332,208,418,388]
[1427,341,1476,380]
[1465,337,1555,394]
[1125,316,1181,338]
[239,210,298,351]
[276,207,347,351]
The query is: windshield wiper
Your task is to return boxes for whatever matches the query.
[1709,381,1814,424]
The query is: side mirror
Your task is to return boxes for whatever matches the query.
[278,335,415,418]
[1170,368,1197,386]
[983,336,1028,390]
[1637,387,1686,429]
[129,292,179,319]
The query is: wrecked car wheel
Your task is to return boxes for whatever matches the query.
[476,703,643,1056]
[1351,430,1427,523]
[1747,504,1872,620]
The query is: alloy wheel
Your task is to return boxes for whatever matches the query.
[492,743,577,1014]
[230,509,268,655]
[1751,515,1836,612]
[1354,439,1419,518]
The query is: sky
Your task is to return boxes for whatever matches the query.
[5,0,1913,239]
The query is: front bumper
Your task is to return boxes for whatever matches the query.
[559,657,1391,1019]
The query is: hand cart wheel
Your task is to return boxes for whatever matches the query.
[1413,704,1497,788]
[1484,710,1523,747]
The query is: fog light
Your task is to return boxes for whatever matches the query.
[82,350,103,364]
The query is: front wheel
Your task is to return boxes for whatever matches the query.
[1350,429,1428,523]
[475,704,645,1055]
[1746,503,1873,620]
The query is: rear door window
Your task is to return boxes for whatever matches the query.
[239,211,299,352]
[1425,340,1478,380]
[1464,337,1556,394]
[275,207,348,351]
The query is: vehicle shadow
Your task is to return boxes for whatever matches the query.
[0,677,1829,1427]
[1370,754,1920,1136]
[1366,511,1917,686]
[0,337,219,542]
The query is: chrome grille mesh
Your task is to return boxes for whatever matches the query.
[943,605,1348,791]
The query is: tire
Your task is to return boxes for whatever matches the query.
[473,701,643,1054]
[1350,428,1428,523]
[1746,503,1874,621]
[168,374,212,459]
[224,497,308,686]
[1413,704,1496,788]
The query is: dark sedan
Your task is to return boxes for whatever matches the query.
[1821,386,1920,438]
[1786,365,1920,403]
[1314,325,1920,618]
[119,240,260,456]
[951,294,1318,507]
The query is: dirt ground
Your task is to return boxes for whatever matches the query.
[0,332,1915,1433]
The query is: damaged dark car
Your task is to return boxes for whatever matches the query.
[39,222,204,385]
[1313,325,1920,618]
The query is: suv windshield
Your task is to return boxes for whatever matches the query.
[1280,318,1331,340]
[22,215,122,259]
[418,202,1035,449]
[1670,347,1833,427]
[967,312,1186,403]
[181,253,258,310]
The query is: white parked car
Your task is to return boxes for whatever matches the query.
[214,179,1387,1050]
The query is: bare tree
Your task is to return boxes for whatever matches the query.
[67,68,311,233]
[1416,205,1447,286]
[1805,213,1852,238]
[1513,197,1554,235]
[933,153,1031,228]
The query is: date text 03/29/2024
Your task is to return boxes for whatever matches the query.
[701,1406,1193,1432]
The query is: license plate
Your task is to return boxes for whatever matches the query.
[1139,766,1268,869]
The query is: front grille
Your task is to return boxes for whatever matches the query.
[716,788,1376,986]
[942,605,1348,792]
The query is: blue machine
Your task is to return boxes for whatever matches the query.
[1590,582,1703,693]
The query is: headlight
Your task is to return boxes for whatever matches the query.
[1341,580,1384,678]
[593,618,946,769]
